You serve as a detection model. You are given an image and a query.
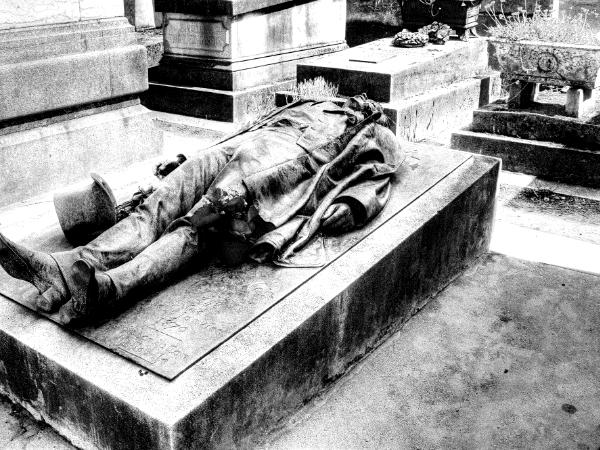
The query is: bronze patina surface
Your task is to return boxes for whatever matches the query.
[0,149,471,379]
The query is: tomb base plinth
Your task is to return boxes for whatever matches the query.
[0,18,148,124]
[145,0,347,122]
[0,145,499,449]
[297,38,489,103]
[295,38,501,143]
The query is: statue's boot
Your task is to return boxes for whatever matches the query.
[58,260,116,326]
[0,232,69,312]
[58,225,199,325]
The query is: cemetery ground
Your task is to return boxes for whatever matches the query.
[0,147,598,448]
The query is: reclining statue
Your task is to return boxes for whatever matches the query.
[0,95,403,325]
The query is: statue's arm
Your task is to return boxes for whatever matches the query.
[322,123,400,233]
[325,176,392,232]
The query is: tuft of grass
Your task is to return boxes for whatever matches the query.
[289,77,339,101]
[485,1,600,45]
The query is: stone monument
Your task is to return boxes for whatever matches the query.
[0,0,155,207]
[145,0,348,122]
[0,0,147,126]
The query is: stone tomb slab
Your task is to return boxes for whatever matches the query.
[297,37,489,103]
[1,146,469,379]
[0,146,499,449]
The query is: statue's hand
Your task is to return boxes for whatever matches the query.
[321,202,356,234]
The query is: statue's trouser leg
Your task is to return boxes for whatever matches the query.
[104,223,201,301]
[51,146,230,295]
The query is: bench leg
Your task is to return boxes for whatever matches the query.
[565,87,594,118]
[508,81,539,109]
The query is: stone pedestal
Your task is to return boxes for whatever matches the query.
[0,145,499,449]
[0,2,148,124]
[145,0,347,122]
[294,38,500,143]
[0,1,150,204]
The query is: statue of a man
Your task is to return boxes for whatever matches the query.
[0,96,403,325]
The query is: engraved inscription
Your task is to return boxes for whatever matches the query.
[166,18,229,53]
[111,327,189,368]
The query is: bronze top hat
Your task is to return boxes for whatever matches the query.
[53,173,117,246]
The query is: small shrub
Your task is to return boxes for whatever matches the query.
[485,1,600,45]
[290,77,339,101]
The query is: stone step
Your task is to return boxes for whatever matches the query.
[451,129,600,187]
[0,145,498,449]
[471,104,600,151]
[297,37,489,103]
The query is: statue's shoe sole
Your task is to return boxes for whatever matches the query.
[0,233,67,312]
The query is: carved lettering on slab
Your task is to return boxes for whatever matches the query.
[167,18,229,53]
[111,327,189,368]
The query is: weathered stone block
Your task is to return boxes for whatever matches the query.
[0,104,162,208]
[277,74,501,143]
[471,104,600,151]
[387,75,501,142]
[297,37,489,103]
[0,146,499,449]
[144,79,296,122]
[489,39,600,90]
[150,43,347,91]
[0,18,148,123]
[451,129,600,187]
[162,0,345,61]
[146,0,347,122]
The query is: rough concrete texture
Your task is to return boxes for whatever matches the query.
[0,394,73,449]
[490,170,600,276]
[451,129,600,188]
[497,184,600,246]
[264,252,600,449]
[297,38,489,103]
